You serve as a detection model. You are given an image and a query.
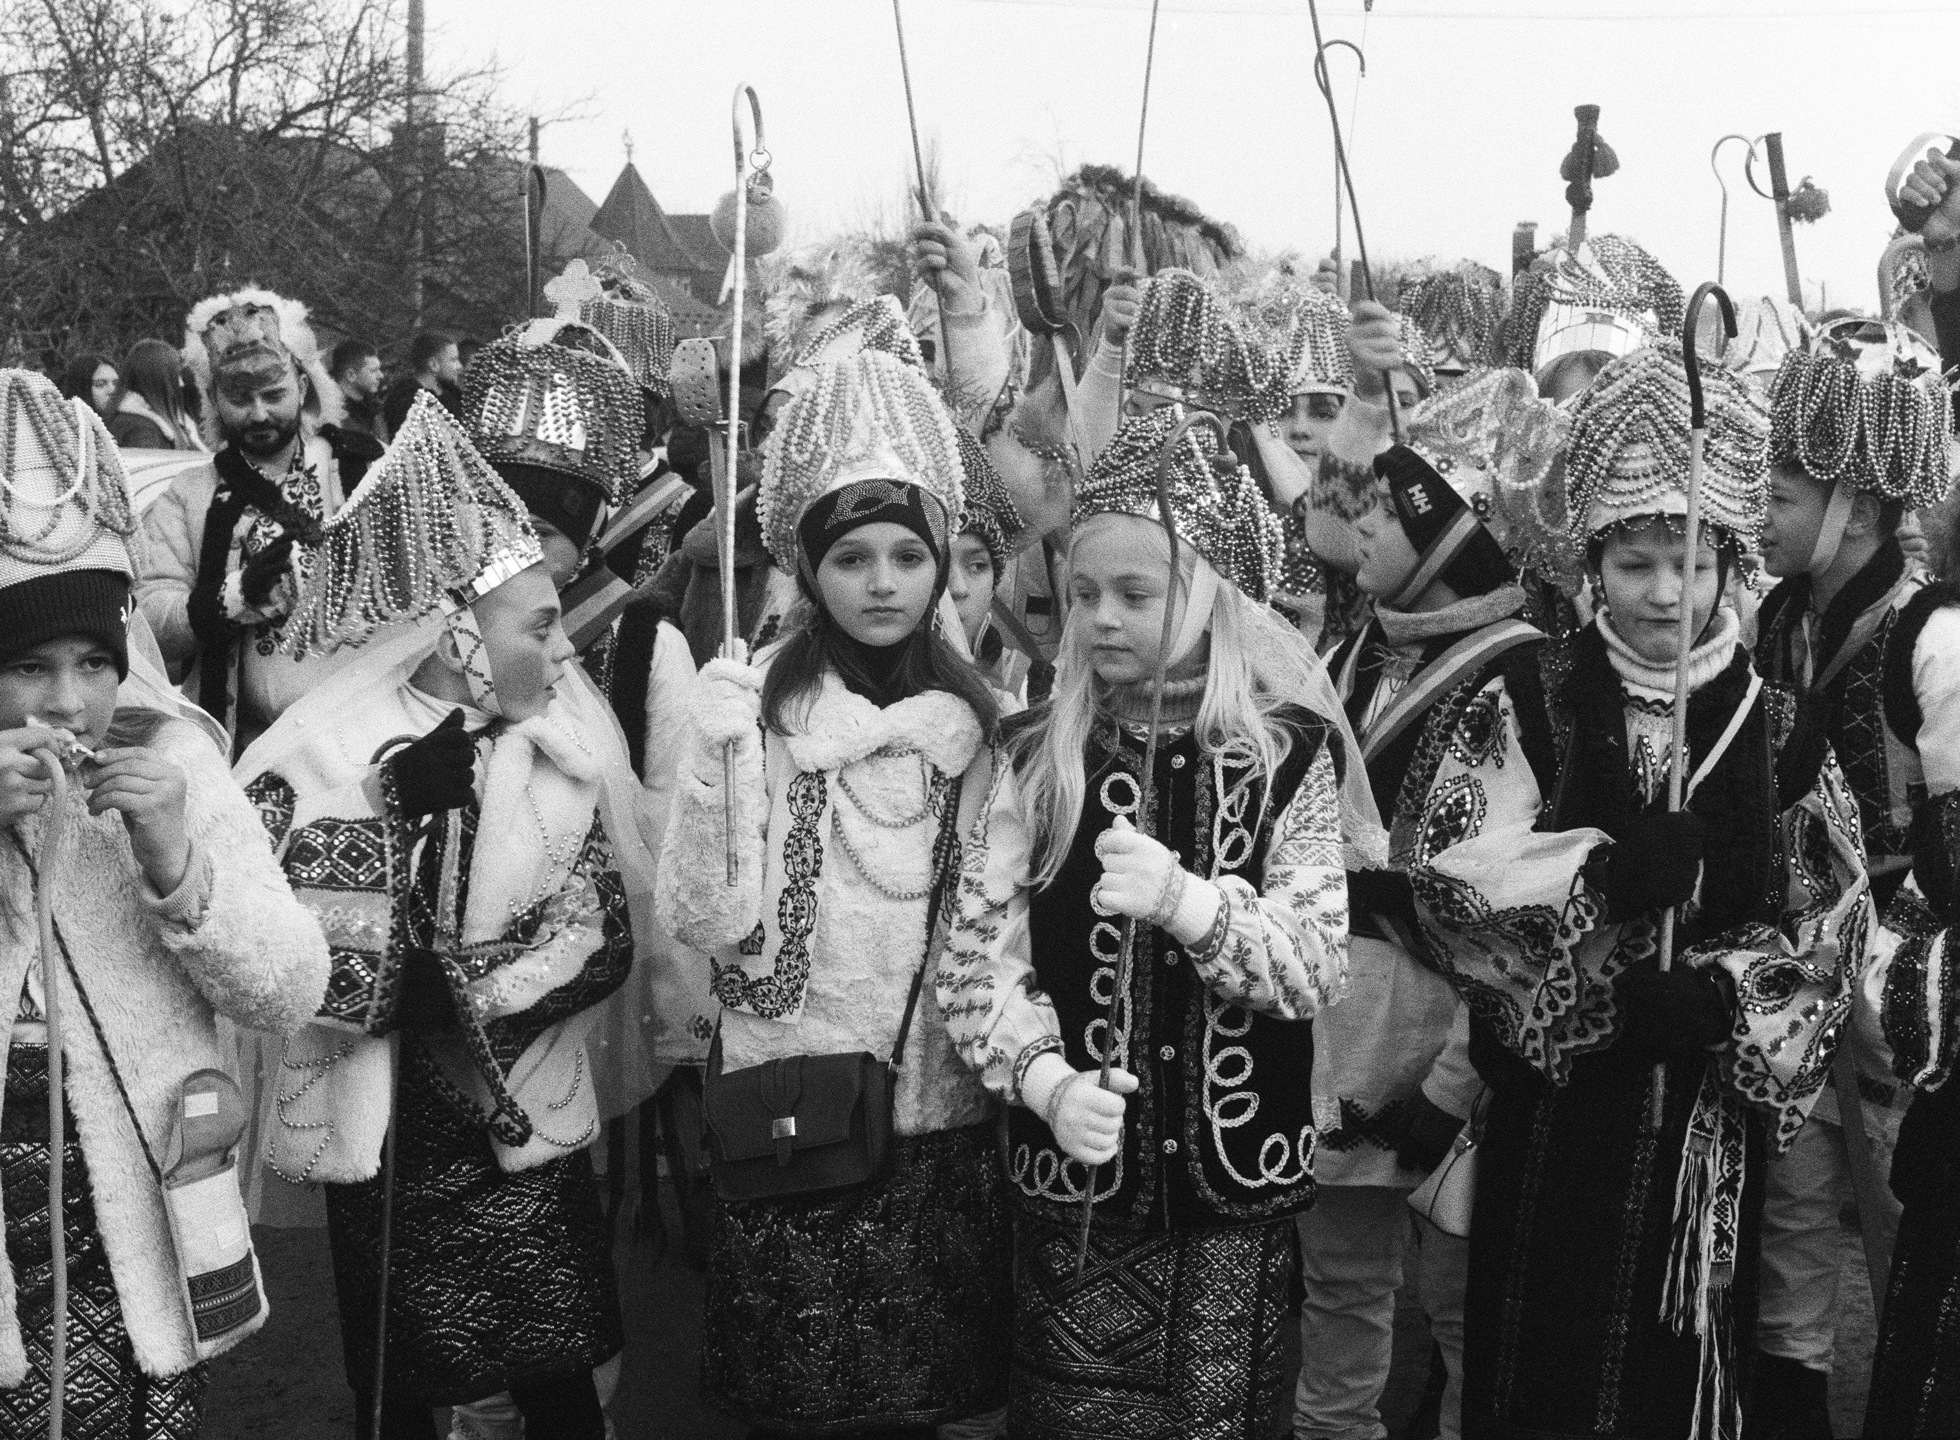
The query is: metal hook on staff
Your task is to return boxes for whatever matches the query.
[890,0,956,402]
[1709,135,1758,288]
[1073,406,1227,1280]
[721,82,769,884]
[1313,39,1366,303]
[1304,0,1400,442]
[1650,280,1737,1131]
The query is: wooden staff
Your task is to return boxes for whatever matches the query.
[1761,133,1805,309]
[1314,39,1365,304]
[890,0,954,401]
[1074,410,1226,1280]
[1654,281,1737,1129]
[21,740,71,1439]
[524,164,547,319]
[1114,0,1164,433]
[1708,135,1757,288]
[1305,0,1400,442]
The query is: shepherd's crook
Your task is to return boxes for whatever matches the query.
[1313,39,1365,303]
[1708,135,1757,288]
[890,0,954,401]
[1305,0,1399,442]
[1654,282,1737,1129]
[718,86,770,884]
[1073,409,1225,1280]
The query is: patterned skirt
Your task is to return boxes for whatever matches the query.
[324,1038,623,1406]
[0,1043,206,1439]
[702,1119,1013,1434]
[1010,1211,1296,1440]
[1865,1196,1960,1437]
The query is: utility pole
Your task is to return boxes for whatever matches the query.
[406,0,426,327]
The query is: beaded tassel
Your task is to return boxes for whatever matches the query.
[1399,261,1508,371]
[0,372,136,567]
[1128,269,1295,423]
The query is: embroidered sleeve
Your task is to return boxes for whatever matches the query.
[1163,740,1348,1019]
[1408,677,1620,1086]
[1699,749,1874,1152]
[935,760,1064,1103]
[245,772,298,851]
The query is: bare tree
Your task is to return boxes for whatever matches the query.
[0,0,569,366]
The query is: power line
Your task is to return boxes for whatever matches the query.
[955,0,1945,18]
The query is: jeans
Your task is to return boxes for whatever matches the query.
[1293,1187,1467,1440]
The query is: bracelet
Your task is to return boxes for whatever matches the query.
[1011,1036,1065,1106]
[1042,1071,1085,1132]
[1188,891,1231,965]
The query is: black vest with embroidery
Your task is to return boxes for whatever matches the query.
[1008,707,1330,1231]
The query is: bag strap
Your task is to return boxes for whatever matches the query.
[888,767,969,1068]
[10,835,166,1187]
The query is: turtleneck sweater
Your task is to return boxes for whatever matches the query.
[1596,605,1744,805]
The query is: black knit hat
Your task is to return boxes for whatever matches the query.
[1376,446,1513,602]
[0,569,131,677]
[495,462,607,551]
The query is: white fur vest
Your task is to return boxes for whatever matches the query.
[0,719,331,1385]
[655,666,995,1136]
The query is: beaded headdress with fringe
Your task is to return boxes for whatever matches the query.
[1399,366,1576,590]
[956,426,1024,573]
[1504,235,1685,381]
[461,319,642,507]
[1127,269,1293,422]
[1073,405,1281,603]
[1396,313,1439,398]
[758,350,964,570]
[1398,261,1507,374]
[0,369,136,587]
[1767,316,1956,509]
[1227,265,1354,399]
[1562,342,1769,546]
[544,253,677,397]
[283,393,543,658]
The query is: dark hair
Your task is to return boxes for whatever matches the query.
[120,339,185,418]
[330,338,378,379]
[60,351,117,403]
[761,602,1000,742]
[407,330,456,374]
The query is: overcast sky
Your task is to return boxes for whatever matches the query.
[430,0,1960,313]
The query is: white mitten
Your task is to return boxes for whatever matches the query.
[1092,815,1186,925]
[1021,1051,1138,1166]
[693,657,764,748]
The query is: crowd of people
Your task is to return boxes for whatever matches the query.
[3,127,1960,1440]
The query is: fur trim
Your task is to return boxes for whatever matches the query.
[783,675,983,777]
[182,286,344,448]
[1884,579,1960,749]
[0,717,330,1379]
[761,240,888,367]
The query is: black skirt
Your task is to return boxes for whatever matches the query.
[0,1042,207,1439]
[324,1036,622,1406]
[702,1119,1013,1434]
[1009,1209,1296,1440]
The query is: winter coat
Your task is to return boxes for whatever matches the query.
[0,717,330,1384]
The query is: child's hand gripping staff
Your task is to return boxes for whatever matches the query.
[1651,282,1738,1129]
[1069,408,1224,1279]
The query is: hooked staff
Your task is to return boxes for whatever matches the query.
[890,0,955,403]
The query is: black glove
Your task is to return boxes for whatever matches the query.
[1347,868,1418,936]
[394,947,457,1033]
[239,533,297,609]
[1600,811,1706,922]
[1614,962,1733,1060]
[1394,1092,1465,1175]
[384,710,476,819]
[1909,791,1960,925]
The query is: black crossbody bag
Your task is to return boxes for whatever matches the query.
[702,774,962,1204]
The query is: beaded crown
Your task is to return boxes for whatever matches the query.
[955,426,1024,573]
[283,392,543,659]
[1398,261,1506,374]
[1562,342,1769,546]
[461,319,642,506]
[544,254,676,397]
[1399,366,1576,589]
[1126,269,1292,423]
[1768,317,1956,509]
[1073,405,1281,603]
[1721,296,1809,386]
[1227,265,1354,399]
[768,295,928,417]
[0,369,136,592]
[1504,235,1684,380]
[1396,313,1439,398]
[758,350,965,570]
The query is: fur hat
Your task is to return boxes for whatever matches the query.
[758,351,964,571]
[1074,405,1281,603]
[182,287,343,448]
[283,393,542,658]
[761,239,889,378]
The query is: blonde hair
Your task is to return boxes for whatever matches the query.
[1011,568,1330,889]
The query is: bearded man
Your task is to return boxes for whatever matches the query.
[133,288,384,752]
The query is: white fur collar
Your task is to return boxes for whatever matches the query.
[782,670,982,776]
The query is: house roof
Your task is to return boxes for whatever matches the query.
[590,161,723,280]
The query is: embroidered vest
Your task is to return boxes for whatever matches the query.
[1007,709,1328,1231]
